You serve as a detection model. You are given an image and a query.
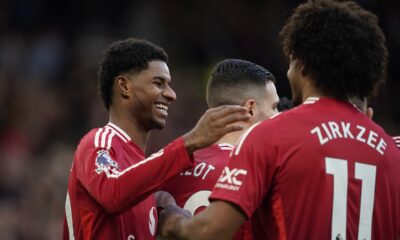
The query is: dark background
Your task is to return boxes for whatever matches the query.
[0,0,398,238]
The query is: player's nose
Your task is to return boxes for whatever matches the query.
[163,85,177,102]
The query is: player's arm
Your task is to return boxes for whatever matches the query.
[78,137,192,213]
[159,200,246,240]
[78,105,251,213]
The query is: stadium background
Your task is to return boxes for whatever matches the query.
[0,0,398,238]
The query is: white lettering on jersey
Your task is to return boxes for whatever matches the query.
[310,121,386,155]
[366,130,378,148]
[148,207,157,236]
[215,167,248,191]
[376,138,387,155]
[311,126,329,145]
[182,163,216,180]
[321,123,333,140]
[127,235,135,240]
[328,121,343,139]
[356,125,367,143]
[341,122,354,139]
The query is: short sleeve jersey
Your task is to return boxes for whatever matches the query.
[211,97,400,240]
[160,144,253,240]
[63,123,193,240]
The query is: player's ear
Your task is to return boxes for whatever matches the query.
[244,99,256,116]
[115,75,130,98]
[366,107,374,119]
[299,61,308,77]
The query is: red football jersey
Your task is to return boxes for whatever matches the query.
[211,97,400,240]
[393,136,400,149]
[160,143,253,240]
[63,123,193,240]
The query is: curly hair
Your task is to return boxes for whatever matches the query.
[279,0,388,100]
[206,59,276,108]
[98,38,168,109]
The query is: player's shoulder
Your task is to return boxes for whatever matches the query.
[78,128,100,148]
[194,143,233,159]
[78,123,130,151]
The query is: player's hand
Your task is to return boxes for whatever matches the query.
[158,204,192,238]
[155,191,176,208]
[183,105,251,154]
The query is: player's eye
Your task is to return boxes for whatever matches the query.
[153,81,162,87]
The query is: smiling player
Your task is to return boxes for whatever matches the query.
[63,38,251,240]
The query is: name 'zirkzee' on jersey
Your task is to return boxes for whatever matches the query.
[210,97,400,240]
[63,122,193,240]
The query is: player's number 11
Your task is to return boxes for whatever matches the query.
[325,157,376,240]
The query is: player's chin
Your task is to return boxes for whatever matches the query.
[152,118,167,129]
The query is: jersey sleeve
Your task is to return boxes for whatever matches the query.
[75,137,193,214]
[210,121,280,219]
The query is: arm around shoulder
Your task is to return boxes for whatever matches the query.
[159,200,246,240]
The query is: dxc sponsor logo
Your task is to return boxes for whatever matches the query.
[218,167,247,186]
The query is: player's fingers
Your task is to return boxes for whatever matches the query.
[216,112,251,126]
[182,209,192,218]
[207,105,248,119]
[215,105,249,117]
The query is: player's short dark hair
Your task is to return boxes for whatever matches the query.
[206,59,276,108]
[98,38,168,109]
[279,0,388,100]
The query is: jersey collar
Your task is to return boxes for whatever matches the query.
[107,122,132,142]
[303,97,320,104]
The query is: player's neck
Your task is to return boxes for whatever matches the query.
[108,107,149,151]
[217,130,244,145]
[301,79,325,103]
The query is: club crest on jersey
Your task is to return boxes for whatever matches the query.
[95,150,120,176]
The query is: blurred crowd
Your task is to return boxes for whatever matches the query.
[0,0,399,239]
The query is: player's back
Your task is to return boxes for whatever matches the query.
[160,144,253,239]
[252,97,400,239]
[161,144,233,214]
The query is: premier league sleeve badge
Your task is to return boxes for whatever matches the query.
[95,150,121,177]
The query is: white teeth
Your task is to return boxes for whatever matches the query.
[155,103,168,111]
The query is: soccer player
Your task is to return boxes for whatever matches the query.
[63,38,251,240]
[157,59,279,239]
[159,1,400,239]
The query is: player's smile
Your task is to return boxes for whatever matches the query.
[127,60,176,130]
[154,102,169,118]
